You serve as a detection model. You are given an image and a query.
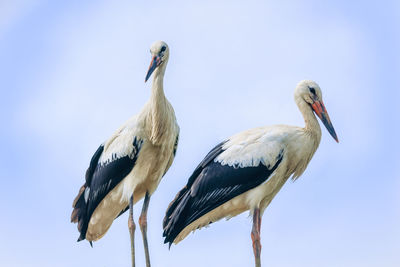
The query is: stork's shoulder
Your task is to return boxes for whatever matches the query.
[228,125,292,142]
[100,114,146,163]
[215,126,289,169]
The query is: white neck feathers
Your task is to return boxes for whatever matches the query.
[146,64,170,145]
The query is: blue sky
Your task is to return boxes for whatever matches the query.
[0,1,399,266]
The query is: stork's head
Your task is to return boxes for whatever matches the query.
[145,41,169,82]
[295,80,339,142]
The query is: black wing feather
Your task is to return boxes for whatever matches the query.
[85,144,104,185]
[173,133,179,157]
[163,141,283,246]
[187,141,227,186]
[72,137,143,242]
[162,141,226,230]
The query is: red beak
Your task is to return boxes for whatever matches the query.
[311,100,339,143]
[145,56,162,82]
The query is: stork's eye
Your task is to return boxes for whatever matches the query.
[309,87,316,95]
[160,46,166,52]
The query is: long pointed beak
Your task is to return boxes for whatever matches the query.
[311,100,339,142]
[145,56,162,82]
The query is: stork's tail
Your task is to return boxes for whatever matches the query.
[162,186,192,247]
[71,184,88,242]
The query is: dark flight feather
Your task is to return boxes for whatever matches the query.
[163,141,283,246]
[71,137,143,242]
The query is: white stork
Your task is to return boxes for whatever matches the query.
[71,41,179,267]
[163,80,338,267]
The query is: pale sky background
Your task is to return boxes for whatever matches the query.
[0,1,399,266]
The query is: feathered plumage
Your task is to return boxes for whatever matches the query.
[162,80,338,267]
[71,41,179,267]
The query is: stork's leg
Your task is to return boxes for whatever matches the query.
[251,208,262,267]
[128,194,136,267]
[139,192,151,267]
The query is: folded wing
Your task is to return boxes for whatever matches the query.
[163,131,284,246]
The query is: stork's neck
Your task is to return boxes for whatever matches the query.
[147,66,170,145]
[150,70,166,103]
[297,97,322,144]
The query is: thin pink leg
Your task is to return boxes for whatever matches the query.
[128,194,136,267]
[251,208,262,267]
[139,192,151,267]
